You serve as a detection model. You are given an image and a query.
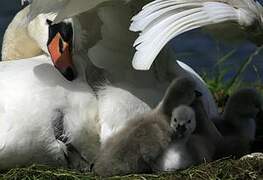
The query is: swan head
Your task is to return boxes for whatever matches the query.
[159,77,199,117]
[2,2,83,81]
[29,12,86,81]
[28,11,85,81]
[46,19,77,81]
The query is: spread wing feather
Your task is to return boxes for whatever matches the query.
[130,0,263,70]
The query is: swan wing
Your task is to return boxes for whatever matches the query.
[28,0,68,21]
[53,0,128,23]
[28,0,129,23]
[129,0,263,70]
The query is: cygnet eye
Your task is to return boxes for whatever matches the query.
[187,120,191,124]
[173,118,177,122]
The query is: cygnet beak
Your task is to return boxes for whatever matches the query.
[173,124,187,139]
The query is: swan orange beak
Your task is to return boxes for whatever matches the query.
[48,32,76,81]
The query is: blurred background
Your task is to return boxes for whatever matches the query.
[0,0,262,84]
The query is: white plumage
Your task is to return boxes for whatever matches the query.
[97,85,151,145]
[130,0,263,70]
[1,6,43,61]
[27,0,130,23]
[0,56,99,169]
[0,3,152,170]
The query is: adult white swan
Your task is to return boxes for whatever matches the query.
[0,4,101,169]
[0,2,151,170]
[2,0,218,118]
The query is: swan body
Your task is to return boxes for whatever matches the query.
[2,0,217,116]
[0,5,150,169]
[0,0,219,170]
[0,55,151,170]
[2,1,218,115]
[130,0,263,70]
[72,3,218,117]
[3,4,149,142]
[0,55,99,170]
[97,85,151,145]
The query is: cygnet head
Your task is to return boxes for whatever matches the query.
[170,105,196,139]
[160,76,200,117]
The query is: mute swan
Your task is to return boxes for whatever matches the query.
[0,7,103,169]
[0,57,151,170]
[5,0,218,118]
[0,3,151,170]
[130,0,263,70]
[1,0,219,144]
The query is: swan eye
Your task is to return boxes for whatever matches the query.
[187,120,191,124]
[21,0,32,8]
[46,19,53,26]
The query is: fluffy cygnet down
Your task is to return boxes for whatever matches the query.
[158,98,215,171]
[214,88,262,158]
[93,76,199,177]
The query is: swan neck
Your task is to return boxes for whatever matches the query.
[1,6,43,61]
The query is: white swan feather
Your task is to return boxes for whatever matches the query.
[130,0,263,70]
[27,0,130,24]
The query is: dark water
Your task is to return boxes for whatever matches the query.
[0,1,262,82]
[171,30,263,82]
